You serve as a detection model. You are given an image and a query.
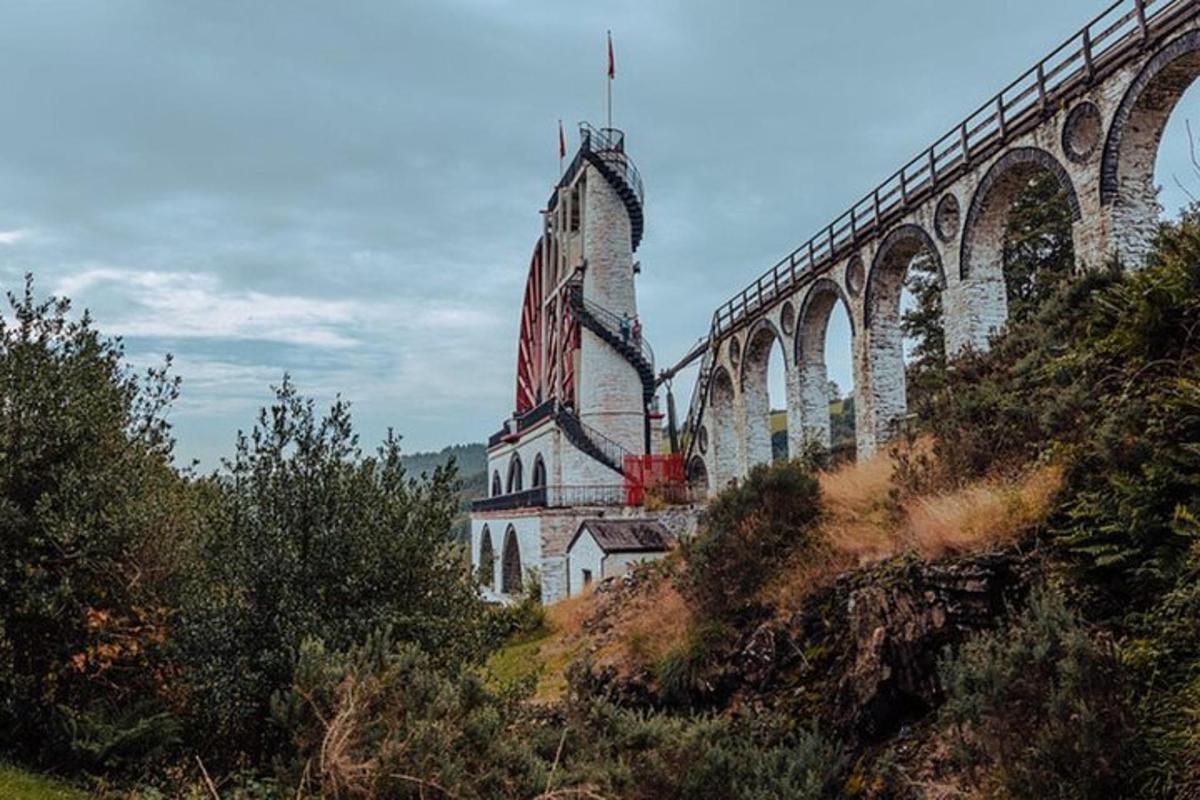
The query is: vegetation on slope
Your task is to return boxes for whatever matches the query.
[4,193,1200,796]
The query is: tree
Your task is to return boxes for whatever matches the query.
[0,276,188,769]
[179,379,488,762]
[902,252,947,412]
[1002,172,1076,324]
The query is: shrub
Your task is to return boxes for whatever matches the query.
[938,587,1129,798]
[273,630,543,799]
[0,277,190,773]
[678,460,822,619]
[178,379,489,765]
[553,701,846,800]
[655,620,734,707]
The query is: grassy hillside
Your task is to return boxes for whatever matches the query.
[0,766,87,800]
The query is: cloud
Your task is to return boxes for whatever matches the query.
[0,229,31,245]
[53,268,364,348]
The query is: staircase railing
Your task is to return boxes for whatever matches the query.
[569,286,655,373]
[556,405,634,476]
[579,123,644,205]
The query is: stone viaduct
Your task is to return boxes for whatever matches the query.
[679,0,1200,494]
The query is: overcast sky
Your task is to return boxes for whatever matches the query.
[1,0,1197,467]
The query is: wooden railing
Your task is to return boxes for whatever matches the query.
[679,0,1200,464]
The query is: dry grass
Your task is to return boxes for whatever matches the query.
[904,463,1063,558]
[507,446,1065,699]
[592,575,692,676]
[769,449,1064,614]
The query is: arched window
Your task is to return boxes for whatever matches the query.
[506,453,523,494]
[491,470,502,497]
[478,526,495,589]
[531,454,547,489]
[501,525,522,595]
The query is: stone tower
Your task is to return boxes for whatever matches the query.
[471,122,665,604]
[576,128,648,457]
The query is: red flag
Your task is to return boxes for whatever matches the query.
[607,31,615,79]
[558,119,565,159]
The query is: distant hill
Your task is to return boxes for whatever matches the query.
[401,442,487,543]
[400,442,486,477]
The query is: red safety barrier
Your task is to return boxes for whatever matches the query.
[623,454,685,506]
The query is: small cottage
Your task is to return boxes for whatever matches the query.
[565,518,675,596]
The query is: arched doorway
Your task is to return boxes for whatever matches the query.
[531,454,546,489]
[501,525,522,595]
[478,526,495,589]
[506,453,523,494]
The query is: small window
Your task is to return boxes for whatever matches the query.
[531,454,546,489]
[506,453,523,494]
[582,569,593,588]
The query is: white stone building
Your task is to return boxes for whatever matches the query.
[470,124,699,604]
[565,518,675,597]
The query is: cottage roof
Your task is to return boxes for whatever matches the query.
[569,518,675,554]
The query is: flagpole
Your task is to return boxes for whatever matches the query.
[607,30,613,131]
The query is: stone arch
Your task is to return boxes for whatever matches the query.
[478,525,495,589]
[957,146,1080,350]
[687,454,709,493]
[531,453,546,489]
[706,365,740,492]
[506,453,523,494]
[739,318,787,468]
[491,470,502,497]
[862,223,944,454]
[501,525,522,595]
[960,146,1081,282]
[794,277,856,451]
[1101,29,1200,265]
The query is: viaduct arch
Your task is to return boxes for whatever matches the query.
[682,2,1200,494]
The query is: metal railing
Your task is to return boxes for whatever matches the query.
[708,0,1191,342]
[679,0,1197,463]
[471,484,628,511]
[548,484,627,507]
[566,280,655,372]
[557,406,636,473]
[579,123,645,208]
[471,486,548,512]
[487,399,557,448]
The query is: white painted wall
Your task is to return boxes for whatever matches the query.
[566,527,605,597]
[565,526,671,597]
[471,513,542,603]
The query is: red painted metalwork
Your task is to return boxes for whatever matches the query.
[515,242,543,414]
[623,454,685,506]
[515,236,579,415]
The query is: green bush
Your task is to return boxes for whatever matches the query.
[552,701,846,800]
[0,277,191,773]
[274,629,543,799]
[178,380,489,765]
[938,587,1129,798]
[678,460,822,619]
